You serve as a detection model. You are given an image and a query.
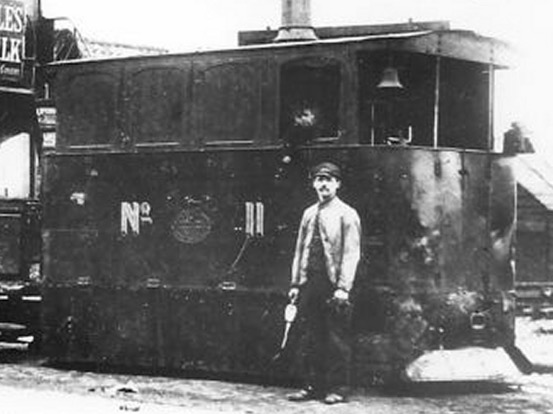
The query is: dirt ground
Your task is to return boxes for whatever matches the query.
[516,316,553,370]
[2,360,553,414]
[0,317,552,414]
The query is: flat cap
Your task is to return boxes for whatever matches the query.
[311,162,341,180]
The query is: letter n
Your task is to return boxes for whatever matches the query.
[121,202,140,236]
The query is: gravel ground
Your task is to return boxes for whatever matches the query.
[0,317,552,413]
[516,316,553,370]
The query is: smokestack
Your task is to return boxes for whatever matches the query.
[274,0,318,42]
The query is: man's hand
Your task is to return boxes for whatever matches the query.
[328,289,351,317]
[288,287,300,303]
[332,289,349,303]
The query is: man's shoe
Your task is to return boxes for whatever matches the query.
[323,393,346,404]
[287,387,318,402]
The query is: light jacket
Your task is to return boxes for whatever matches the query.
[291,196,361,293]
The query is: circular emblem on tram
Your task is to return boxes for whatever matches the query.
[171,206,212,244]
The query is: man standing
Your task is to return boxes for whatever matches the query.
[287,162,361,404]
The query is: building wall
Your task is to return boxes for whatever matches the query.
[516,185,551,283]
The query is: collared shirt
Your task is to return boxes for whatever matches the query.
[291,196,361,293]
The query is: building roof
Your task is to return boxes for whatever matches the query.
[78,38,169,59]
[516,154,553,211]
[50,26,169,62]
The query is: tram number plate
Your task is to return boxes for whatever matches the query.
[120,201,153,236]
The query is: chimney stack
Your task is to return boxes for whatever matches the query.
[274,0,318,42]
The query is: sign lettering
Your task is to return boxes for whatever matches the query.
[245,201,264,237]
[0,0,25,82]
[121,201,153,236]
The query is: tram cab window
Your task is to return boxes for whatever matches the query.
[280,58,341,145]
[358,51,435,146]
[358,51,491,150]
[438,59,490,150]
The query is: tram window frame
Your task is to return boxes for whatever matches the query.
[56,69,120,150]
[279,57,342,145]
[357,51,435,147]
[195,58,263,147]
[128,65,189,148]
[438,58,491,150]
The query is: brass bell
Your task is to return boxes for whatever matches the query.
[377,67,404,89]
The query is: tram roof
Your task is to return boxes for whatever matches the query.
[47,27,513,69]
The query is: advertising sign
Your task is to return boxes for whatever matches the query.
[0,0,26,83]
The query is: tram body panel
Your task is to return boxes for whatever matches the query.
[41,147,516,381]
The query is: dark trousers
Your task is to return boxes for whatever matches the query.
[297,270,352,394]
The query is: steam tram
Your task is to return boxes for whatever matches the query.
[40,20,523,383]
